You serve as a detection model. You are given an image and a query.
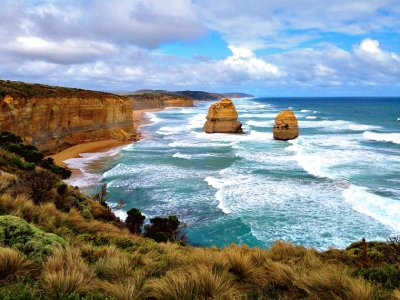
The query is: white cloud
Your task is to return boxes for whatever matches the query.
[5,36,117,64]
[221,46,283,79]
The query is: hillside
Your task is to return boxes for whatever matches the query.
[0,132,399,299]
[129,89,253,101]
[222,93,254,98]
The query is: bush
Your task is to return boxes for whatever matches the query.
[144,216,185,243]
[0,149,35,171]
[0,131,23,146]
[126,208,145,234]
[355,265,400,290]
[16,169,58,204]
[39,158,71,179]
[0,215,65,259]
[0,247,32,280]
[57,182,68,195]
[6,143,43,164]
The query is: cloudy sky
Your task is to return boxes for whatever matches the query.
[1,0,399,96]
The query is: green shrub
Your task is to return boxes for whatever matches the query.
[0,131,23,146]
[0,149,35,171]
[0,215,65,259]
[126,208,145,234]
[144,215,185,243]
[57,182,68,195]
[16,169,58,204]
[355,265,400,290]
[6,143,43,164]
[39,158,71,179]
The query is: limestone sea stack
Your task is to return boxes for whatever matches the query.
[272,110,299,140]
[203,98,243,133]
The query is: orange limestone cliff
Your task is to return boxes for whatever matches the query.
[203,98,243,133]
[0,80,136,154]
[272,110,299,140]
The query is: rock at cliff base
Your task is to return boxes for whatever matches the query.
[203,99,243,134]
[273,110,299,140]
[111,129,141,141]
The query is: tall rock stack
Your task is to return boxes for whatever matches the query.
[203,99,243,134]
[273,110,299,140]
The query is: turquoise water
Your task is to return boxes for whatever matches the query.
[66,97,400,250]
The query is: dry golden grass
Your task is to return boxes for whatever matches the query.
[224,248,263,284]
[100,271,146,300]
[392,289,400,300]
[0,171,17,191]
[295,266,373,300]
[267,240,309,264]
[42,247,94,297]
[0,247,32,280]
[148,264,240,300]
[95,254,136,282]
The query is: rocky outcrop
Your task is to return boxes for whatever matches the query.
[0,80,135,154]
[272,110,299,140]
[203,99,243,133]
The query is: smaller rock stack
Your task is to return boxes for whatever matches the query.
[273,110,299,140]
[203,99,243,134]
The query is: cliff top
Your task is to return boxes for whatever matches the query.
[0,80,123,99]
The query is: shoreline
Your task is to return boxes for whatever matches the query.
[51,108,163,172]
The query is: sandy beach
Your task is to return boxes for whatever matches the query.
[51,108,163,169]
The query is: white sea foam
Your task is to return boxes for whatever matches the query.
[147,113,162,124]
[204,176,224,189]
[172,152,192,159]
[299,120,382,131]
[246,120,274,127]
[241,113,277,118]
[305,116,317,120]
[363,131,400,144]
[113,209,128,221]
[186,113,206,130]
[156,126,183,136]
[300,109,311,112]
[168,140,235,148]
[193,130,273,143]
[204,176,232,214]
[343,185,400,231]
[64,146,125,188]
[397,118,400,122]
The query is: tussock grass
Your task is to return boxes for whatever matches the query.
[0,171,17,191]
[295,267,373,300]
[392,289,400,300]
[42,247,93,297]
[225,248,263,284]
[0,247,32,280]
[148,264,239,300]
[95,254,136,282]
[100,271,146,300]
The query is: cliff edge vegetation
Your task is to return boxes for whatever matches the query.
[0,132,400,299]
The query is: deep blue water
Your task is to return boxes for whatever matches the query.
[66,97,400,249]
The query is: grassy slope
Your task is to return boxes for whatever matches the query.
[0,140,399,299]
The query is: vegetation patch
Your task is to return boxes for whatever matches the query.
[0,215,65,259]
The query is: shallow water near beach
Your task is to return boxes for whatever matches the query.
[66,97,400,250]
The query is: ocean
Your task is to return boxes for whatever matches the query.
[65,97,400,250]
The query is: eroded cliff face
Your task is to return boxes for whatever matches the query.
[130,93,193,110]
[0,81,135,154]
[203,98,243,133]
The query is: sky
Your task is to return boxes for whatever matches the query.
[0,0,400,96]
